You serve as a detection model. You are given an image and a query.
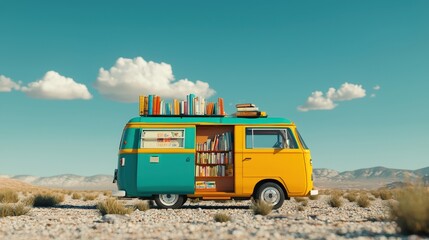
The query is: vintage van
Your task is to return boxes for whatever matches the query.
[113,113,317,209]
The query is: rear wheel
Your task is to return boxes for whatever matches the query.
[254,182,285,209]
[154,194,186,209]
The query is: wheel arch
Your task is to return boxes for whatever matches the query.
[252,179,290,200]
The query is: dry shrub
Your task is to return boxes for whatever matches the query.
[357,194,371,208]
[134,201,150,211]
[250,200,272,216]
[102,191,111,197]
[0,203,31,217]
[83,193,98,201]
[328,194,343,208]
[214,212,231,222]
[297,205,305,211]
[370,190,380,198]
[189,198,200,203]
[294,197,307,203]
[72,192,81,200]
[0,190,19,203]
[97,198,133,215]
[309,194,319,200]
[390,187,429,236]
[345,192,358,202]
[379,190,393,200]
[32,193,64,207]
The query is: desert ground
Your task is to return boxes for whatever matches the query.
[0,178,427,240]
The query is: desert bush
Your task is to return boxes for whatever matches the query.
[344,192,358,202]
[0,203,31,217]
[189,198,200,203]
[380,190,393,200]
[357,194,371,208]
[328,194,343,208]
[97,198,133,215]
[72,192,81,200]
[32,193,64,207]
[390,187,429,235]
[309,194,319,200]
[214,212,231,222]
[294,197,306,203]
[370,190,380,198]
[250,200,272,216]
[134,201,150,211]
[83,193,98,201]
[0,190,19,203]
[297,205,305,211]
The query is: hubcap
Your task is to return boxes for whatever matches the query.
[261,187,280,205]
[159,194,179,206]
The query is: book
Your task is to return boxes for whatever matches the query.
[139,96,145,116]
[148,95,153,115]
[235,111,262,117]
[144,96,148,115]
[236,103,255,108]
[237,107,259,112]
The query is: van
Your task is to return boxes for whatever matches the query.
[113,99,318,209]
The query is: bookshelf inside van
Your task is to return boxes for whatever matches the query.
[195,125,234,193]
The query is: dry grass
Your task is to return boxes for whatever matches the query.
[97,198,133,215]
[357,194,371,208]
[328,194,343,208]
[390,187,429,236]
[250,200,273,216]
[189,198,201,203]
[32,193,64,207]
[83,193,98,201]
[0,190,19,203]
[308,194,319,200]
[297,205,305,211]
[214,212,231,222]
[344,192,358,202]
[379,190,393,200]
[72,192,82,200]
[0,203,31,217]
[134,201,150,211]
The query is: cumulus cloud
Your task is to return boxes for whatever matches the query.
[297,91,337,112]
[373,85,381,91]
[21,71,92,100]
[94,57,216,102]
[0,75,21,92]
[298,82,366,112]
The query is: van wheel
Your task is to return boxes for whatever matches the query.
[154,194,186,209]
[254,182,285,209]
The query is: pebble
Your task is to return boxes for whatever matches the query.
[0,195,410,239]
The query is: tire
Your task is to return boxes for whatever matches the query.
[254,182,285,209]
[153,194,186,209]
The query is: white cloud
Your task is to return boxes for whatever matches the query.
[326,82,366,101]
[373,85,381,90]
[0,75,21,92]
[21,71,92,100]
[298,82,366,112]
[297,91,337,112]
[94,57,216,102]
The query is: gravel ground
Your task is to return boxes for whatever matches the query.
[0,194,425,240]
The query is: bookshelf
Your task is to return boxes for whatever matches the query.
[195,126,234,192]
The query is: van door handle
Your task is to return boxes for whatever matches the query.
[243,157,252,161]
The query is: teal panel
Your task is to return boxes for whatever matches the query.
[116,153,142,197]
[136,153,195,194]
[120,128,140,149]
[185,127,195,149]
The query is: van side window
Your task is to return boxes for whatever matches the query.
[246,128,298,149]
[140,129,185,148]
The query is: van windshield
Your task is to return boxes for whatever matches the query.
[296,129,309,149]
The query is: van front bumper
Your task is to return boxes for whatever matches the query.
[112,190,126,197]
[310,190,319,196]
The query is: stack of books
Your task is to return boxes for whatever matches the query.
[139,94,226,116]
[235,103,267,118]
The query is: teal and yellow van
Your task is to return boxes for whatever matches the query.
[113,98,318,209]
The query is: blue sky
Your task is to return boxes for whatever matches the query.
[1,0,428,176]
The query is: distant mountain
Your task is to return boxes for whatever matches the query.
[6,174,116,190]
[313,166,429,189]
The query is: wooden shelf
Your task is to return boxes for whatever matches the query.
[196,150,232,153]
[196,163,232,166]
[196,176,233,178]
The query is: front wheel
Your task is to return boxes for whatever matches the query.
[153,194,186,209]
[254,182,285,209]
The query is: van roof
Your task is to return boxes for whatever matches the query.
[127,116,293,125]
